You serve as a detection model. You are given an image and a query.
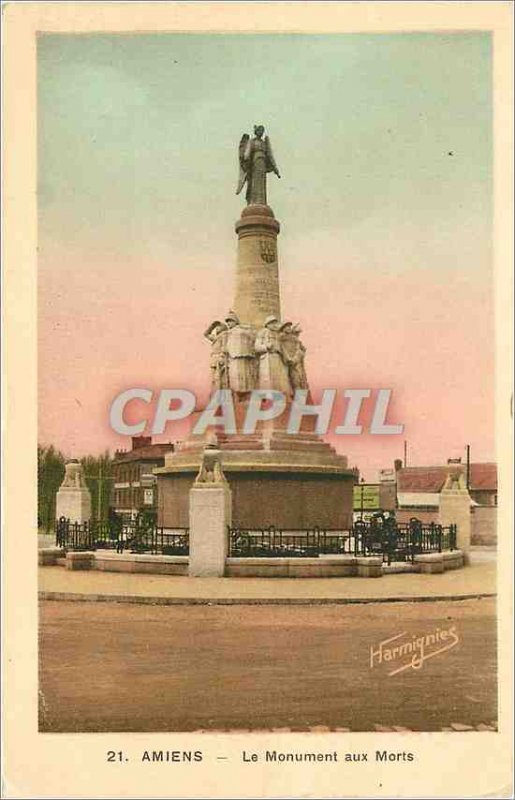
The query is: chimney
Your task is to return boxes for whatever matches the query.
[132,436,152,451]
[394,459,403,472]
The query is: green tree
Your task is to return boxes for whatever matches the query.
[37,444,66,532]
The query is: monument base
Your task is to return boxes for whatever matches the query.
[156,428,356,530]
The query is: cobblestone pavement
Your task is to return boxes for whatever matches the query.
[38,549,496,603]
[39,597,496,733]
[187,722,498,733]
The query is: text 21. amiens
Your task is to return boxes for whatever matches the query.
[107,751,203,763]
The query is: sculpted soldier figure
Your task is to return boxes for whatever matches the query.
[236,125,281,206]
[285,322,309,391]
[280,322,305,391]
[224,311,258,395]
[255,315,291,397]
[204,320,229,390]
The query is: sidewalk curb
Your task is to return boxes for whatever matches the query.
[38,591,497,607]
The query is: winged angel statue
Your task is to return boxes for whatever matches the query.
[236,125,281,206]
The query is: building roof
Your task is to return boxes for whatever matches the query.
[468,463,497,490]
[397,463,497,493]
[114,444,174,463]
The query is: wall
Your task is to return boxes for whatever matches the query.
[470,490,496,506]
[379,481,397,511]
[471,505,497,546]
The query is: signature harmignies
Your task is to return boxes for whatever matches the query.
[370,626,459,676]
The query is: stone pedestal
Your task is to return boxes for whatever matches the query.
[55,460,92,524]
[188,447,232,577]
[439,471,472,562]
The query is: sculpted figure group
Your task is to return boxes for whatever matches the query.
[204,311,308,398]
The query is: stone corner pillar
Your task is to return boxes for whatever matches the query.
[188,479,232,578]
[439,484,472,563]
[55,460,92,524]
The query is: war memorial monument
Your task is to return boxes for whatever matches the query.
[155,126,357,531]
[48,126,465,578]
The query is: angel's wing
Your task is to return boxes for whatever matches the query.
[265,135,279,174]
[236,133,250,195]
[238,133,250,166]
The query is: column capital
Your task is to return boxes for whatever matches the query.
[235,204,280,236]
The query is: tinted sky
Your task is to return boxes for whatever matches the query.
[38,32,493,478]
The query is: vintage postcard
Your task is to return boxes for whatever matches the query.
[3,2,513,798]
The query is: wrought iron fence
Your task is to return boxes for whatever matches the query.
[55,515,456,564]
[228,518,456,564]
[228,526,355,558]
[55,517,189,555]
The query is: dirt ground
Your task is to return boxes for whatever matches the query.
[39,597,496,733]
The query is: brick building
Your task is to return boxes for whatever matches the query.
[396,460,497,521]
[111,437,174,519]
[395,459,497,545]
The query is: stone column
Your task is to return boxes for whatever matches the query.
[234,204,281,327]
[188,445,232,577]
[439,471,472,563]
[55,460,92,524]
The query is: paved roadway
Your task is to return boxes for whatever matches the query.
[39,596,496,733]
